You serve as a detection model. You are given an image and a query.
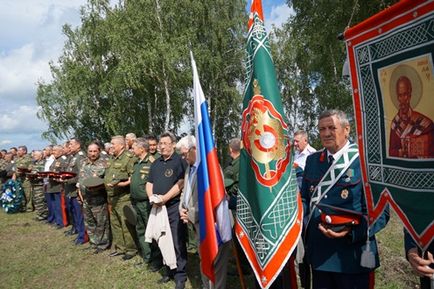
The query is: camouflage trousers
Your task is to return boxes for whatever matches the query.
[32,184,48,220]
[19,179,32,211]
[83,195,111,250]
[109,193,137,255]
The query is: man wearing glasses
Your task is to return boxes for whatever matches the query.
[146,131,188,289]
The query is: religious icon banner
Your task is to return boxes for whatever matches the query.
[344,0,434,250]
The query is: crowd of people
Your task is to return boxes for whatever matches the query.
[0,109,432,289]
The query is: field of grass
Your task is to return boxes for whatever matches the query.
[0,209,418,289]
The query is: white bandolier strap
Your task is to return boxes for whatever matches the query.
[309,144,359,213]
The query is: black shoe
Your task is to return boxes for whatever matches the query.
[122,254,135,261]
[157,275,173,284]
[109,251,124,257]
[64,230,74,236]
[134,262,145,268]
[93,248,105,255]
[175,280,185,289]
[147,264,163,272]
[74,240,87,246]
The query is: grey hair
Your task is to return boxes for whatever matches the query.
[229,138,241,152]
[319,109,350,127]
[135,137,149,150]
[294,130,308,140]
[159,131,177,144]
[125,133,137,140]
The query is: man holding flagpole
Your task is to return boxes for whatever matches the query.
[188,51,232,288]
[179,135,231,289]
[235,1,302,288]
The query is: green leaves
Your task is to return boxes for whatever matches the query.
[37,0,247,153]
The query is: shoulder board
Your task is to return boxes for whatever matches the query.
[61,155,67,160]
[149,155,155,163]
[78,151,84,156]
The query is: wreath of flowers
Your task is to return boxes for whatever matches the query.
[0,179,24,213]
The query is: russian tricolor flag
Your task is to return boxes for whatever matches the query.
[190,51,232,283]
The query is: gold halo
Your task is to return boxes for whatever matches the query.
[389,64,422,109]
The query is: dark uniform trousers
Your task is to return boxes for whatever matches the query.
[71,196,87,243]
[312,270,374,289]
[166,201,187,283]
[48,192,67,227]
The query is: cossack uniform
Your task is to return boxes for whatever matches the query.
[301,147,389,289]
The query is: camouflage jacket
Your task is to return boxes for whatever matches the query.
[29,159,46,185]
[79,157,107,197]
[14,154,32,180]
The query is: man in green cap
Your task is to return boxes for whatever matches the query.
[104,135,137,260]
[79,142,110,254]
[130,137,160,269]
[13,145,33,211]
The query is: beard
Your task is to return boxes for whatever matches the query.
[399,104,410,121]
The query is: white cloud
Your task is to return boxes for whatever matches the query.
[0,0,86,149]
[0,105,47,134]
[0,140,12,145]
[0,43,51,101]
[266,4,294,32]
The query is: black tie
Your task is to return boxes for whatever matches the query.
[328,155,334,166]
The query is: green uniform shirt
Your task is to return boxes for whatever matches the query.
[64,151,86,197]
[47,157,67,193]
[224,156,240,196]
[104,150,135,197]
[130,153,154,201]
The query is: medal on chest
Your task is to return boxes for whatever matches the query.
[165,168,173,177]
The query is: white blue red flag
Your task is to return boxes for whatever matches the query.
[190,51,232,283]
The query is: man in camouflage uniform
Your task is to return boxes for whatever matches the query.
[64,138,87,244]
[79,142,110,254]
[13,146,33,211]
[9,147,17,160]
[130,137,160,268]
[104,135,137,260]
[29,150,49,221]
[0,150,8,185]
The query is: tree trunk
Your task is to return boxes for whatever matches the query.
[155,0,171,131]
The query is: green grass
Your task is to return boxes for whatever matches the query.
[0,210,418,289]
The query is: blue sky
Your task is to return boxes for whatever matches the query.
[0,0,292,151]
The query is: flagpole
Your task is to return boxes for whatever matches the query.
[231,240,247,289]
